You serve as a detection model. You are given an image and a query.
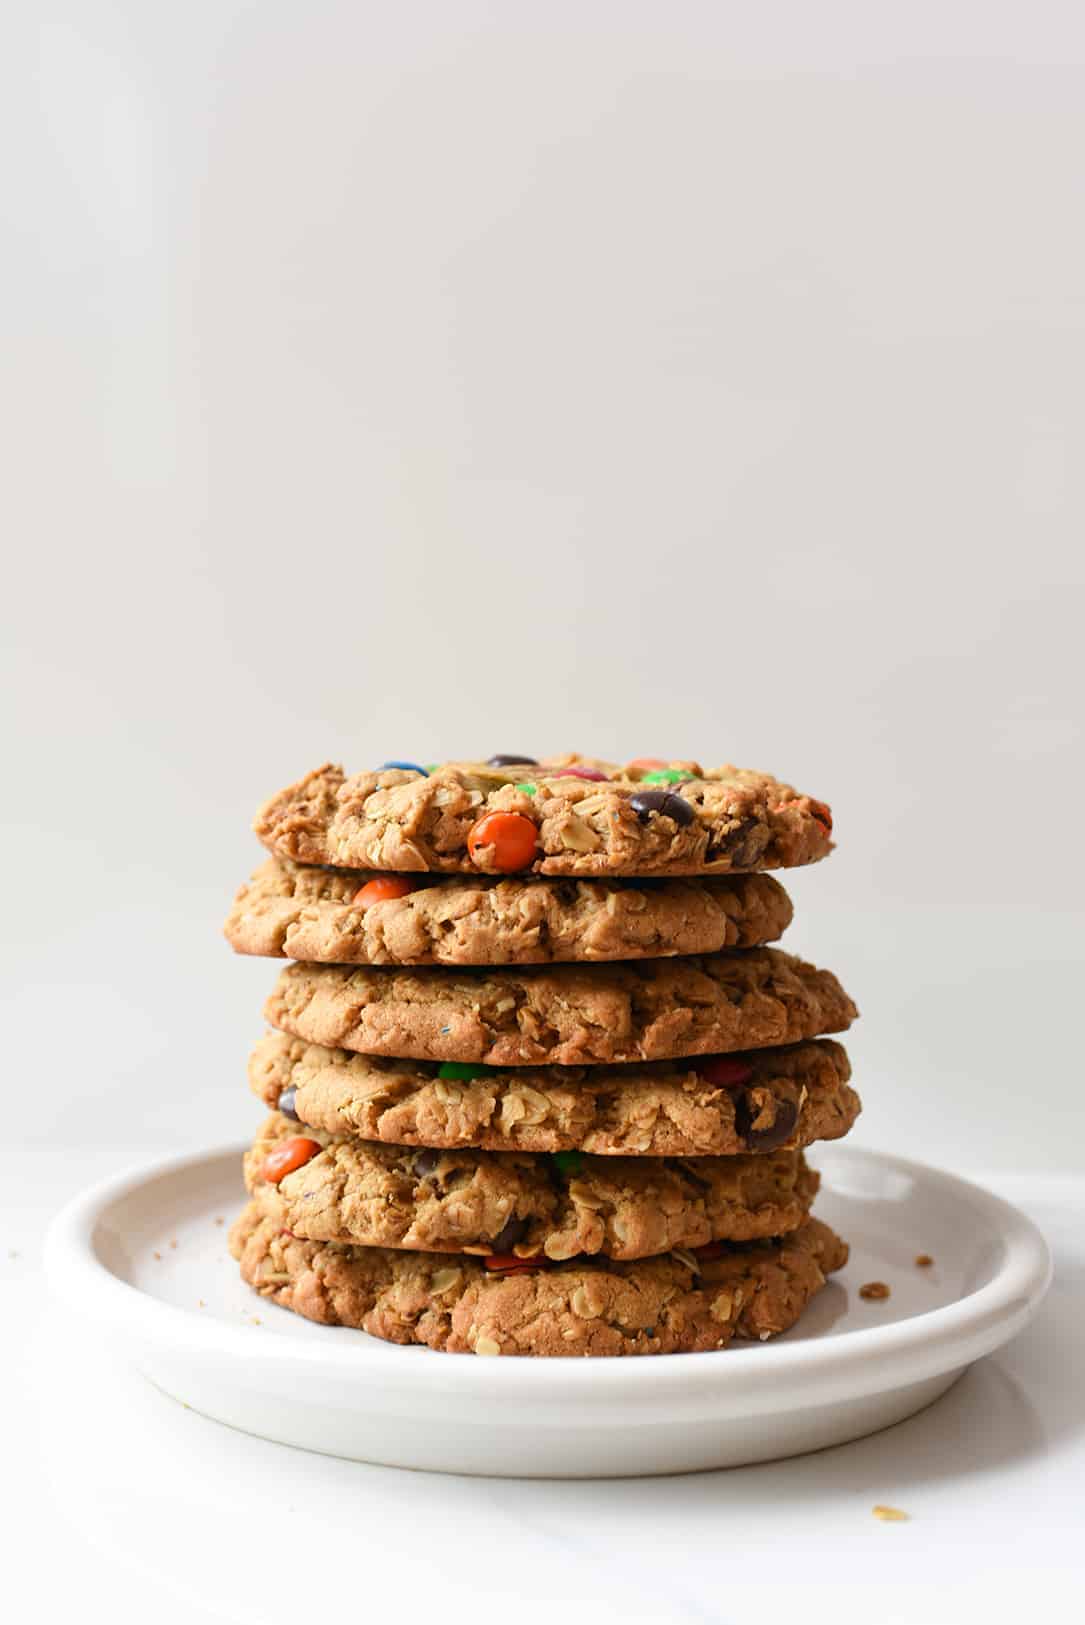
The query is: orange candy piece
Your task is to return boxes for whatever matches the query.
[355,874,417,907]
[261,1137,321,1184]
[628,757,668,772]
[467,811,538,872]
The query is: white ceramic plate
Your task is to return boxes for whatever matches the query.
[45,1143,1051,1478]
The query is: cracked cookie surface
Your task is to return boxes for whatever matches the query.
[251,1033,859,1156]
[246,1111,818,1259]
[230,1202,848,1355]
[265,947,857,1066]
[253,759,833,878]
[225,858,793,966]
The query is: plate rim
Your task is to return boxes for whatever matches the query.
[45,1141,1052,1412]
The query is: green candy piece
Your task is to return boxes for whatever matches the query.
[425,763,440,773]
[437,1061,495,1081]
[515,782,538,796]
[552,1150,584,1176]
[641,768,689,784]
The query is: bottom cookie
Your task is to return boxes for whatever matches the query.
[230,1201,848,1356]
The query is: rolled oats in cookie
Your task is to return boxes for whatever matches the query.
[248,1033,860,1156]
[224,857,794,966]
[252,757,834,878]
[264,946,858,1067]
[243,1111,821,1259]
[230,1202,849,1356]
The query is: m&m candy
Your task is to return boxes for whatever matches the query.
[437,1061,496,1080]
[261,1137,321,1184]
[698,1056,754,1088]
[355,875,417,907]
[628,789,695,827]
[467,811,538,871]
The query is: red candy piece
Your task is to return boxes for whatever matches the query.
[550,767,609,782]
[355,874,418,907]
[261,1137,321,1184]
[484,1253,548,1275]
[467,811,538,871]
[699,1056,755,1088]
[628,757,668,772]
[809,799,833,835]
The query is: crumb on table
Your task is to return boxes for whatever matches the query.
[859,1281,891,1301]
[915,1253,934,1267]
[872,1505,909,1522]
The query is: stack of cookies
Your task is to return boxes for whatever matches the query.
[226,754,859,1357]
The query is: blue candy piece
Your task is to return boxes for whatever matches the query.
[379,760,428,775]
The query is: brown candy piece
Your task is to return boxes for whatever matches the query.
[735,1089,799,1152]
[629,789,695,827]
[491,1215,531,1253]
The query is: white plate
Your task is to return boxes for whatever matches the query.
[45,1143,1051,1478]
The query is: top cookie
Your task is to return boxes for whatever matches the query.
[253,757,834,878]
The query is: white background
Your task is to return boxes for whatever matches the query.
[3,7,1085,1621]
[4,1,1082,1166]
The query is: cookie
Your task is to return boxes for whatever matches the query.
[265,947,857,1067]
[230,1202,849,1355]
[225,858,793,966]
[251,1033,859,1157]
[245,1111,819,1260]
[253,759,833,878]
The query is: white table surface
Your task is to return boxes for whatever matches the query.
[9,1145,1084,1625]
